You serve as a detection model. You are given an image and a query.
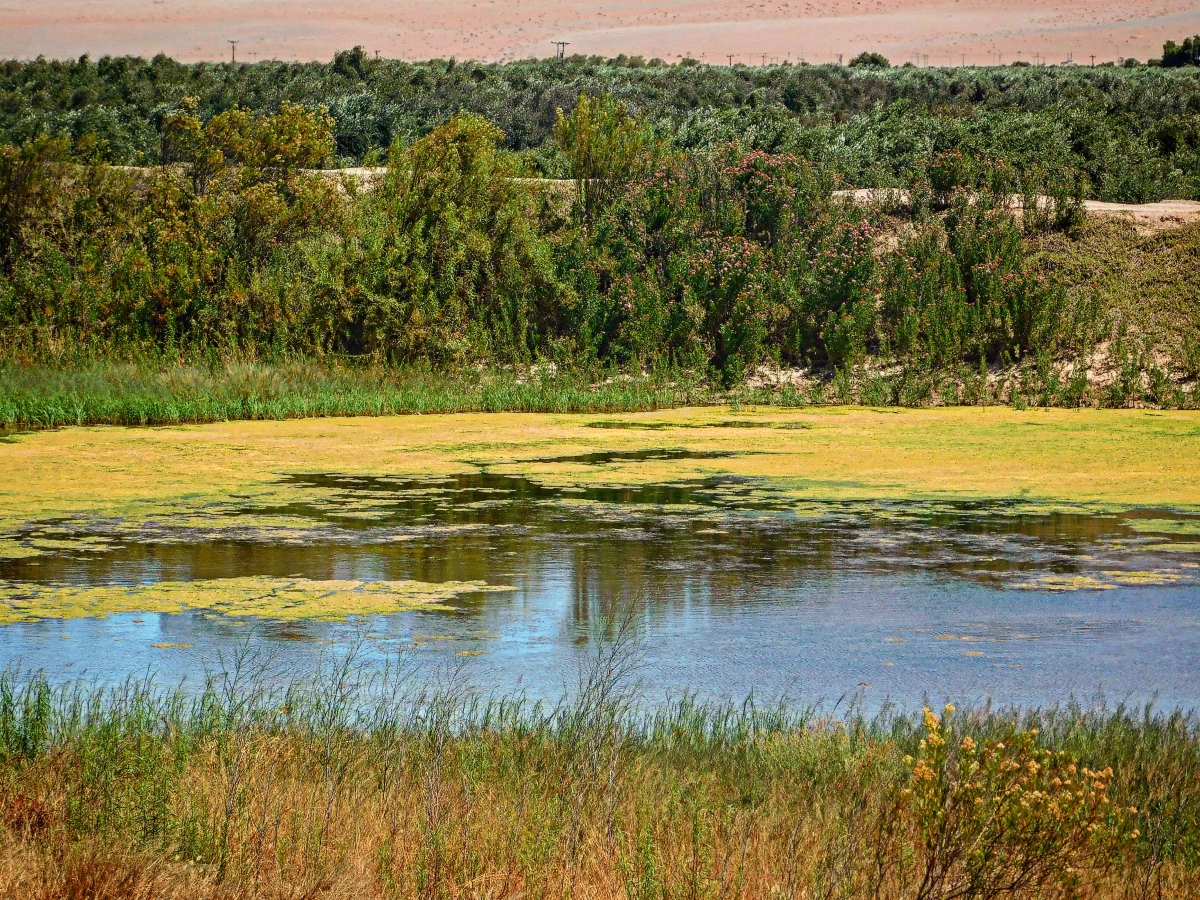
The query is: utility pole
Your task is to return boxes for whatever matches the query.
[228,40,238,63]
[837,53,843,65]
[761,52,768,66]
[727,54,735,66]
[1090,54,1095,66]
[552,41,569,61]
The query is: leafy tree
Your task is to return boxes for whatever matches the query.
[306,114,560,362]
[1161,36,1200,68]
[849,52,890,69]
[162,97,335,192]
[0,135,67,274]
[554,93,661,219]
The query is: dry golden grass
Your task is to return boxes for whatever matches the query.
[0,658,1198,900]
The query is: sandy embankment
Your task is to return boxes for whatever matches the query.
[834,188,1200,232]
[113,166,1200,231]
[1,0,1197,66]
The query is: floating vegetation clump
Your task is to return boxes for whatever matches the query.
[0,411,1196,618]
[1101,569,1182,586]
[0,576,513,623]
[585,419,813,430]
[1129,518,1200,536]
[1016,575,1118,592]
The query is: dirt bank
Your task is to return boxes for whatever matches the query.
[1,0,1196,66]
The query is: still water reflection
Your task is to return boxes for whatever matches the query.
[3,466,1199,710]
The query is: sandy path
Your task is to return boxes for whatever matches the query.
[833,189,1200,231]
[1081,199,1200,230]
[1,0,1197,65]
[111,169,1200,229]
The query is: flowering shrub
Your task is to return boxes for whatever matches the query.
[899,705,1129,900]
[564,144,881,378]
[0,112,1089,379]
[880,197,1068,366]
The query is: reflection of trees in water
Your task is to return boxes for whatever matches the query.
[4,471,1198,627]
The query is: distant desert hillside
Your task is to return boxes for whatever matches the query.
[1,0,1198,65]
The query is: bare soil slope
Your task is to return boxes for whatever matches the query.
[1,0,1197,65]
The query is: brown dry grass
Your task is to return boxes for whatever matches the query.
[1,657,1198,900]
[0,731,1161,900]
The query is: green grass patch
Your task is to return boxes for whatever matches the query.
[0,360,716,428]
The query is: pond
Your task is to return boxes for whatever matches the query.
[3,425,1198,711]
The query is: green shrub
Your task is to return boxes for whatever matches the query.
[304,114,562,363]
[849,52,890,69]
[0,135,67,273]
[554,92,661,219]
[879,196,1069,366]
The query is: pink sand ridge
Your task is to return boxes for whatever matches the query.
[1,0,1197,65]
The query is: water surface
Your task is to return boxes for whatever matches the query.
[4,460,1198,710]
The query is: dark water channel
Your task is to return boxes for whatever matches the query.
[3,462,1199,711]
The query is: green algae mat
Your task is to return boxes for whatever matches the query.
[2,406,1199,622]
[5,406,1198,512]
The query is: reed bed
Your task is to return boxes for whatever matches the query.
[0,643,1197,899]
[3,352,1194,431]
[0,362,714,429]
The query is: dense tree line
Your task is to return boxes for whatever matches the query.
[2,50,1199,202]
[0,100,1104,386]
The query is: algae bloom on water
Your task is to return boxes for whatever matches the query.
[0,576,514,624]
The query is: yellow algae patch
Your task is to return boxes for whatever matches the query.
[1128,519,1200,536]
[0,407,1198,546]
[0,539,41,560]
[1101,569,1182,586]
[0,577,513,623]
[1015,575,1117,592]
[151,643,192,649]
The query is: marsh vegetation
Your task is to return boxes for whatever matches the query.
[0,55,1199,422]
[0,649,1198,900]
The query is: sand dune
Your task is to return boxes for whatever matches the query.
[1,0,1197,65]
